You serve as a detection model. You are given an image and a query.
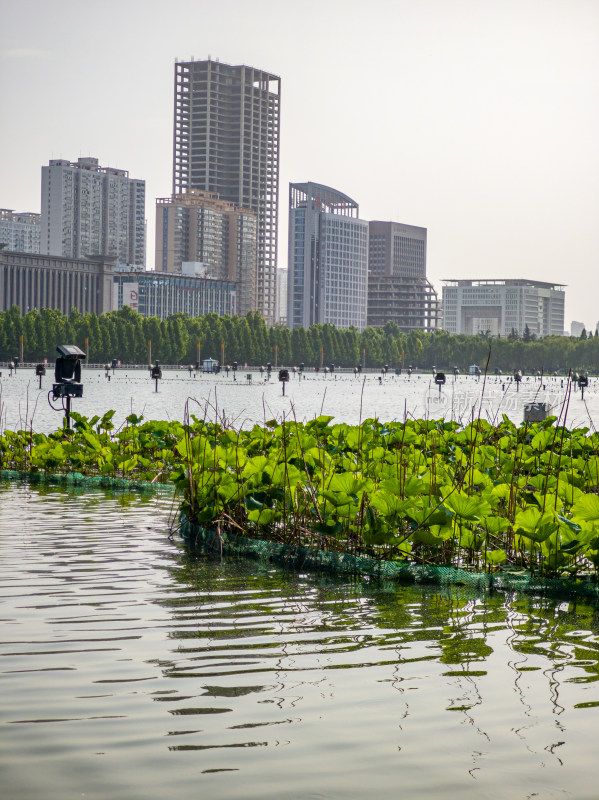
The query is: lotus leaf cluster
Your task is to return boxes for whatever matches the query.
[173,414,599,580]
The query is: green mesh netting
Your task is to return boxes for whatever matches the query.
[0,469,175,494]
[180,519,599,603]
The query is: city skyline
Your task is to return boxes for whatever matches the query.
[1,0,598,330]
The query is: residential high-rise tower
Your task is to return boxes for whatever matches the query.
[173,58,280,322]
[41,157,146,265]
[155,189,257,317]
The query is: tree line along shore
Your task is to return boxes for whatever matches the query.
[0,305,597,373]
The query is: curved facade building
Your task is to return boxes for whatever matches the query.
[287,182,368,331]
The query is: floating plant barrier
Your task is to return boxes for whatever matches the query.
[171,413,599,584]
[3,409,599,585]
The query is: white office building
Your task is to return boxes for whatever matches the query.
[288,182,369,331]
[41,157,145,265]
[442,279,565,338]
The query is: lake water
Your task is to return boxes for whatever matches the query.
[1,367,598,433]
[2,481,599,800]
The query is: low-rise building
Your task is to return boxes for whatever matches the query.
[442,279,565,338]
[0,248,114,314]
[113,265,235,320]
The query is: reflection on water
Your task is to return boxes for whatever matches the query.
[2,481,599,800]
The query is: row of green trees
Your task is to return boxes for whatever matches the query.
[0,305,597,373]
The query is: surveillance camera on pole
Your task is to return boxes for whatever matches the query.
[514,370,522,392]
[150,361,162,392]
[50,344,86,428]
[278,368,290,395]
[35,363,46,388]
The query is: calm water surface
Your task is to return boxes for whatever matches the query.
[1,368,598,433]
[2,482,599,800]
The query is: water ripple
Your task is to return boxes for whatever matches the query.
[2,480,599,800]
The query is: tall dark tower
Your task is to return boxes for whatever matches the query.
[173,58,281,322]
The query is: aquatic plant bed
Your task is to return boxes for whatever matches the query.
[4,409,599,585]
[172,413,599,583]
[0,411,182,484]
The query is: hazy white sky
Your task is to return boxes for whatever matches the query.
[1,0,598,331]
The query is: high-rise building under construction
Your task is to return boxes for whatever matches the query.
[173,58,280,322]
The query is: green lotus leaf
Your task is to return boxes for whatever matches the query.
[369,492,412,517]
[531,429,554,452]
[571,495,599,522]
[490,483,511,501]
[328,472,368,495]
[484,516,510,534]
[556,514,581,534]
[241,455,270,478]
[217,479,242,503]
[319,490,355,508]
[406,505,450,527]
[485,549,507,565]
[247,508,278,525]
[412,529,447,547]
[403,475,425,496]
[514,507,557,542]
[444,494,491,521]
[557,482,584,506]
[458,527,484,551]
